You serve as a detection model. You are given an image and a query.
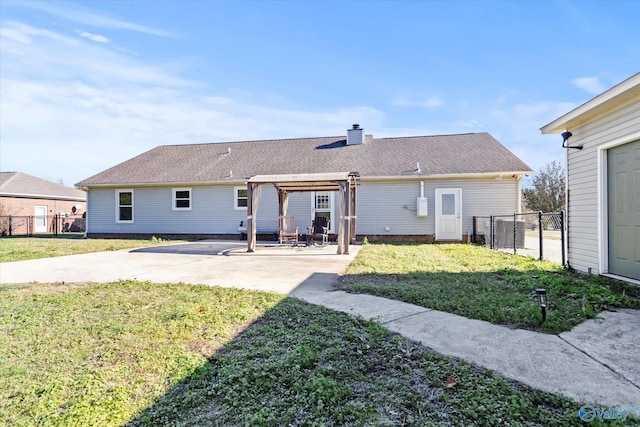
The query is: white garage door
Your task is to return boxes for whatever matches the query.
[608,140,640,280]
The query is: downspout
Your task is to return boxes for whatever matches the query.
[516,175,522,213]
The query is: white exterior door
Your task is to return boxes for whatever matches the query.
[311,191,335,232]
[435,188,462,241]
[34,206,47,233]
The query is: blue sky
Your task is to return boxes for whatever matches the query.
[1,0,638,187]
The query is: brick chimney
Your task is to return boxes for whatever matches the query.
[346,124,364,145]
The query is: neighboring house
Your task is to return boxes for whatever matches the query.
[541,73,640,283]
[76,125,532,243]
[0,172,87,234]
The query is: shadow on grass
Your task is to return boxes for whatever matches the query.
[125,296,588,427]
[335,268,640,334]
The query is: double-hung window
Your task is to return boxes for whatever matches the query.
[234,187,248,210]
[116,189,134,223]
[173,188,192,211]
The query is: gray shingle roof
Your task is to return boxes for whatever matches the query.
[76,132,532,187]
[1,172,86,200]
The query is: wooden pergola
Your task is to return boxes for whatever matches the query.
[246,172,359,254]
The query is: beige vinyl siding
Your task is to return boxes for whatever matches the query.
[566,100,640,273]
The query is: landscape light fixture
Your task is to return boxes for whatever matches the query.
[536,288,547,322]
[561,131,583,150]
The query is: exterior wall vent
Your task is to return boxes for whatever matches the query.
[347,124,364,145]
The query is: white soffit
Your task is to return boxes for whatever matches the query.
[541,73,640,134]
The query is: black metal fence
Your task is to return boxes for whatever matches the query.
[0,214,86,237]
[472,211,565,265]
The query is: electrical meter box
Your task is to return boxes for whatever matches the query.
[417,197,428,217]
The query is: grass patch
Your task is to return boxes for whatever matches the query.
[0,280,284,426]
[0,235,184,262]
[1,281,605,426]
[337,244,640,334]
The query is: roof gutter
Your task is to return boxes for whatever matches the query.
[0,192,86,201]
[77,171,532,189]
[76,179,249,190]
[359,171,533,182]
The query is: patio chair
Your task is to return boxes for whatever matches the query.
[306,216,330,246]
[279,215,299,246]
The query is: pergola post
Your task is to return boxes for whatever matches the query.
[246,172,359,254]
[337,181,351,254]
[246,182,261,252]
[350,174,357,243]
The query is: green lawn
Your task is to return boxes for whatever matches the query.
[1,239,638,424]
[1,281,602,426]
[337,243,640,334]
[0,235,183,262]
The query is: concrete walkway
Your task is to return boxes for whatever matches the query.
[295,284,640,409]
[1,240,639,410]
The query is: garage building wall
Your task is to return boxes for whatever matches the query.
[565,100,640,274]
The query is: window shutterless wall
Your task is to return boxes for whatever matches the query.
[355,178,519,236]
[89,185,278,234]
[86,177,519,237]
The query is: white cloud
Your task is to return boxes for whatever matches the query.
[0,21,384,186]
[571,76,606,95]
[0,22,190,87]
[392,94,444,108]
[423,96,444,108]
[1,77,386,185]
[75,30,110,43]
[2,21,79,45]
[456,119,482,129]
[514,102,553,119]
[9,1,177,38]
[0,27,31,44]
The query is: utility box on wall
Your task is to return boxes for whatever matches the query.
[417,197,428,217]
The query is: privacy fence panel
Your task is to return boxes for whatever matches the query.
[472,211,565,265]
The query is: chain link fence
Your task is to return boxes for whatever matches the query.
[472,211,565,265]
[1,214,85,237]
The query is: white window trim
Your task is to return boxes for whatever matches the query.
[234,186,248,210]
[172,187,192,211]
[311,191,334,232]
[115,189,134,223]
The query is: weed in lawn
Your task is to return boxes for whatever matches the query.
[1,282,627,426]
[338,244,640,334]
[0,280,284,426]
[129,299,592,426]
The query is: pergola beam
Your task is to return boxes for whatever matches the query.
[246,172,359,254]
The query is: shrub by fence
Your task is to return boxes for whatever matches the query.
[473,211,565,265]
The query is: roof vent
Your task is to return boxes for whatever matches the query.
[347,124,364,145]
